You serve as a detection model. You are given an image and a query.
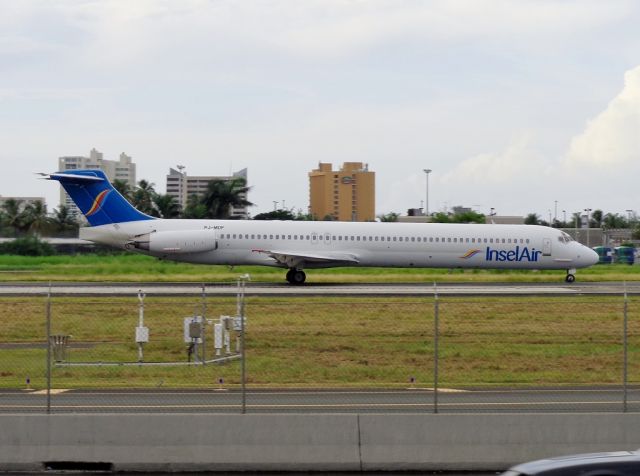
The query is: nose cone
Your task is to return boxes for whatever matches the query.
[584,247,599,266]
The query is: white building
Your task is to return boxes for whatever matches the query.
[57,148,136,218]
[166,167,249,219]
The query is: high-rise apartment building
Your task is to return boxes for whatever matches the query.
[58,148,136,218]
[166,167,249,219]
[309,162,375,221]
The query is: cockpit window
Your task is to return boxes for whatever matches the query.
[558,232,574,244]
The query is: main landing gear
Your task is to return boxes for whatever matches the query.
[565,268,576,283]
[286,268,306,285]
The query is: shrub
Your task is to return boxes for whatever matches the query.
[0,236,55,256]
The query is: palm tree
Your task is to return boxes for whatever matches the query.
[182,194,207,219]
[201,178,252,219]
[2,199,27,234]
[153,194,181,219]
[113,179,133,202]
[22,201,50,235]
[51,205,79,234]
[132,180,158,216]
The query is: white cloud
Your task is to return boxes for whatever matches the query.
[565,65,640,168]
[440,134,547,185]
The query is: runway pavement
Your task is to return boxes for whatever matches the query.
[1,387,637,413]
[0,281,638,296]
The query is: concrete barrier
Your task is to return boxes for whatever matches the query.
[2,413,640,472]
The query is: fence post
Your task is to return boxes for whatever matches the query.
[46,282,52,414]
[433,282,439,414]
[201,284,207,365]
[238,275,249,414]
[623,282,628,413]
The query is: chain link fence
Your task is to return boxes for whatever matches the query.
[0,283,638,413]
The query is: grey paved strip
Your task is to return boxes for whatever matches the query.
[0,281,637,296]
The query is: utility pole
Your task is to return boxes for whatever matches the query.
[423,169,432,217]
[584,208,592,248]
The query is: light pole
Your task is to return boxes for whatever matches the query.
[273,201,278,211]
[584,208,592,248]
[626,209,633,224]
[562,210,566,225]
[554,200,558,224]
[423,169,432,218]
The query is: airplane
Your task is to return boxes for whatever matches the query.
[45,169,599,284]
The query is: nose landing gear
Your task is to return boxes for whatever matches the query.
[565,268,576,283]
[286,268,306,285]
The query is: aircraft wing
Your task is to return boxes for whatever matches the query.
[252,249,360,269]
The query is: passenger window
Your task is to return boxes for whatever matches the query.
[393,237,397,242]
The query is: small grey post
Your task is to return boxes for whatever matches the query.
[624,282,628,412]
[433,282,439,414]
[46,282,52,413]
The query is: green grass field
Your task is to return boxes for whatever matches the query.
[0,253,639,282]
[1,295,638,390]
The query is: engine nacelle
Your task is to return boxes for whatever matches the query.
[128,230,217,254]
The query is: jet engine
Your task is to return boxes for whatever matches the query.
[128,230,217,254]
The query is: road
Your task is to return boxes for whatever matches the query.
[0,281,638,296]
[2,387,637,413]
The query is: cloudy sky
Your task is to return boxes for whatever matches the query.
[1,0,639,220]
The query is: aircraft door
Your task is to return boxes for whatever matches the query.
[542,238,551,256]
[311,232,319,245]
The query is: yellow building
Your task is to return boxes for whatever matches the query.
[309,162,375,221]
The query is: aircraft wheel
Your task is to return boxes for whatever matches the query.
[285,269,294,283]
[291,270,306,285]
[565,273,576,283]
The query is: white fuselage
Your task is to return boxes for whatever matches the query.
[80,219,598,271]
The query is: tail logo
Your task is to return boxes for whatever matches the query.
[86,189,111,216]
[460,249,481,259]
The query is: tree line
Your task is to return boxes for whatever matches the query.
[525,210,640,233]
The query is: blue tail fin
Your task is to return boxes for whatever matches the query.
[48,169,155,226]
